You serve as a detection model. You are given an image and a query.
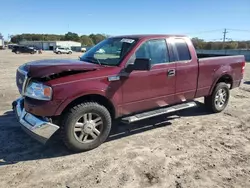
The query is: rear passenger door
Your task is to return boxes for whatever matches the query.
[59,48,64,53]
[63,48,67,53]
[169,38,198,102]
[22,47,28,53]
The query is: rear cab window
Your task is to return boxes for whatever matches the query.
[171,38,191,62]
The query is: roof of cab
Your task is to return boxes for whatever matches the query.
[112,34,187,40]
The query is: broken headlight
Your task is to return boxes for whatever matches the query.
[24,82,52,101]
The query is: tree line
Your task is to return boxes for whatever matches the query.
[10,32,109,46]
[8,34,250,50]
[191,37,250,50]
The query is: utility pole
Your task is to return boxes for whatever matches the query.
[222,28,228,49]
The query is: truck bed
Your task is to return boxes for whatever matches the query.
[196,55,245,98]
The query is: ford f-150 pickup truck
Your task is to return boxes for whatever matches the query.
[12,35,245,152]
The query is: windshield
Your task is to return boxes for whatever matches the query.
[80,37,138,66]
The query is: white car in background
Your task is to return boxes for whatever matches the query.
[81,47,87,52]
[96,48,105,54]
[54,47,72,54]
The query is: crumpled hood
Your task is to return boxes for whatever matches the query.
[23,59,103,78]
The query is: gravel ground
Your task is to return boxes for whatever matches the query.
[0,50,250,188]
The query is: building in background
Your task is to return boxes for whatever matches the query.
[19,41,81,51]
[0,35,4,49]
[0,38,4,49]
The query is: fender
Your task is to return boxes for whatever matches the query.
[209,65,233,95]
[54,88,120,117]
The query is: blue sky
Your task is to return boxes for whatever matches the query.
[0,0,250,41]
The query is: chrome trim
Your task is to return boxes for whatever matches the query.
[13,97,59,144]
[122,101,197,123]
[17,67,28,75]
[108,76,120,81]
[21,75,28,96]
[17,67,29,96]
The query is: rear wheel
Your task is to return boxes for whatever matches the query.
[57,51,61,54]
[204,82,230,113]
[61,102,112,152]
[15,51,20,54]
[68,51,72,54]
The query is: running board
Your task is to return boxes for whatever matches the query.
[122,102,197,123]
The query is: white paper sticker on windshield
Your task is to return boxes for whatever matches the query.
[120,38,135,43]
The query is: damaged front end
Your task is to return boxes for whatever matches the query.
[13,66,59,144]
[13,59,101,144]
[36,70,89,82]
[12,98,59,144]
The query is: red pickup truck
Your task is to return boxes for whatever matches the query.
[13,35,245,152]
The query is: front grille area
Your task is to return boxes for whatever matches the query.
[16,69,27,94]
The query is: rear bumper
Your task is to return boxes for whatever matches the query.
[12,97,60,144]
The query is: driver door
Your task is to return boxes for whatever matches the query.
[120,41,151,115]
[120,38,176,115]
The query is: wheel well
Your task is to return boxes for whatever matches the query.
[62,94,116,119]
[216,74,233,89]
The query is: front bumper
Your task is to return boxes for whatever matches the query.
[12,98,60,144]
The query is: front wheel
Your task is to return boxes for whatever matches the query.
[204,82,230,113]
[61,102,112,152]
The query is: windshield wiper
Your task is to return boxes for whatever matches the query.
[83,56,102,66]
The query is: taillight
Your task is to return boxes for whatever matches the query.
[241,61,245,74]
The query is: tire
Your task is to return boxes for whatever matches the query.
[57,51,61,54]
[204,82,230,113]
[15,51,20,54]
[61,102,112,152]
[68,51,72,54]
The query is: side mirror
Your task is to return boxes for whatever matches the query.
[126,58,151,72]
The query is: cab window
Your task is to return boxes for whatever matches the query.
[173,39,191,61]
[135,39,170,65]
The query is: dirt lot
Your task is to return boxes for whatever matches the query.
[0,50,250,188]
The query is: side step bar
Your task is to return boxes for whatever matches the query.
[122,102,197,123]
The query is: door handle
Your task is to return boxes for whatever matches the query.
[167,69,175,77]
